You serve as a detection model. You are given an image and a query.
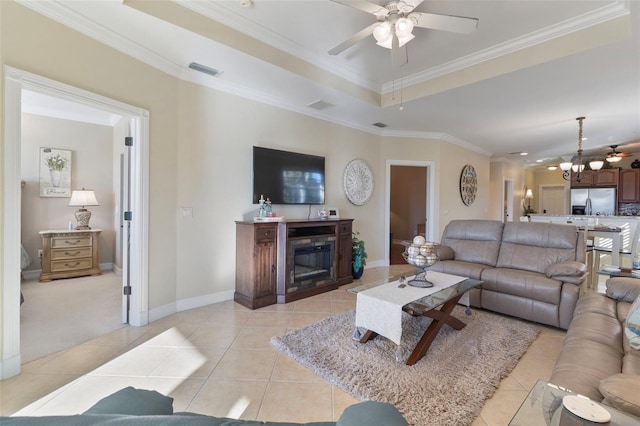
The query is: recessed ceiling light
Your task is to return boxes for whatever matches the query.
[520,152,528,156]
[547,165,558,171]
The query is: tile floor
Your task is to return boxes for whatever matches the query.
[1,266,605,425]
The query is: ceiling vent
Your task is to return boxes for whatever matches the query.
[188,62,222,77]
[306,99,334,110]
[373,122,388,128]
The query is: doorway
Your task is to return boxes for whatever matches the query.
[2,66,150,379]
[385,160,435,265]
[503,179,514,222]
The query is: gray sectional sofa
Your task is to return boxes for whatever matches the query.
[549,277,640,417]
[430,220,587,329]
[0,387,409,426]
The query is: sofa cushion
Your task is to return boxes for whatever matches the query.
[625,295,640,350]
[440,220,503,267]
[83,387,174,416]
[428,260,486,280]
[496,223,580,274]
[599,374,640,417]
[479,268,562,305]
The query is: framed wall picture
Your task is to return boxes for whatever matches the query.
[39,147,72,197]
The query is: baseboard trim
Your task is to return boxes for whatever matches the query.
[0,353,21,380]
[148,290,235,323]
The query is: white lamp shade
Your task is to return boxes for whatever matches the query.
[559,162,573,171]
[397,33,415,47]
[589,160,604,170]
[525,189,533,199]
[571,164,585,173]
[373,22,392,43]
[395,17,414,38]
[606,156,622,163]
[68,189,99,207]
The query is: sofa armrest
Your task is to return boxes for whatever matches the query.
[337,401,408,426]
[606,278,640,303]
[436,246,454,261]
[545,261,587,285]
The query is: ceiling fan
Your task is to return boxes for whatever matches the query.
[606,145,632,163]
[328,0,479,65]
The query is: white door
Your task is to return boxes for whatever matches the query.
[540,185,566,215]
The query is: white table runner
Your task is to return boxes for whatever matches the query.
[355,271,468,345]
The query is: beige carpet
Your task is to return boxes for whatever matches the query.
[272,307,539,426]
[20,272,124,363]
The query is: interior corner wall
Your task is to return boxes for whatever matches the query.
[1,1,179,312]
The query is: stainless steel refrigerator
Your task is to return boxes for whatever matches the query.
[570,188,617,216]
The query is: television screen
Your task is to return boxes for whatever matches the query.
[253,146,325,205]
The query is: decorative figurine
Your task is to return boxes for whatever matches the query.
[258,194,266,217]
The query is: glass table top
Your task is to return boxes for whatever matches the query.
[509,380,640,426]
[349,271,482,313]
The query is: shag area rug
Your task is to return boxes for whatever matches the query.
[271,307,539,426]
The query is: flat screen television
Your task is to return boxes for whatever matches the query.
[253,146,325,205]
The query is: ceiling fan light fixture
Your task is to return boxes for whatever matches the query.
[373,22,392,43]
[395,17,414,37]
[606,155,622,163]
[397,33,415,47]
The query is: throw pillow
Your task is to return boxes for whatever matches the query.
[626,295,640,351]
[83,386,174,416]
[599,374,640,417]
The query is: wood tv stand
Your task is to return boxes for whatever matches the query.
[234,219,354,309]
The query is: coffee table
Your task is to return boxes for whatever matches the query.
[355,274,482,366]
[509,380,640,425]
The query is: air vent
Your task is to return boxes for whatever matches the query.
[373,122,388,128]
[306,99,334,110]
[188,62,222,77]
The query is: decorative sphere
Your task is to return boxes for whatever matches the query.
[407,245,420,256]
[413,254,427,266]
[419,244,434,256]
[413,235,426,245]
[424,254,438,266]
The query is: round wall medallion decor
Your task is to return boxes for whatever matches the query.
[343,159,374,206]
[460,164,478,206]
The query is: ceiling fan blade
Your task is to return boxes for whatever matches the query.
[328,23,378,55]
[330,0,389,18]
[412,12,479,34]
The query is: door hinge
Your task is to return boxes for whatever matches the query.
[125,136,133,147]
[123,285,132,295]
[124,211,133,221]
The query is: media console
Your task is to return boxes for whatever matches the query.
[234,219,354,309]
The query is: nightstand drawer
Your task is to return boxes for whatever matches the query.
[51,247,92,260]
[51,258,93,272]
[255,226,276,242]
[51,236,92,248]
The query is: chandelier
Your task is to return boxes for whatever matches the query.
[559,117,602,182]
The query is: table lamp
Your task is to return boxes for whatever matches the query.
[68,188,99,229]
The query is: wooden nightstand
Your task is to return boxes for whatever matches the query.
[39,229,102,282]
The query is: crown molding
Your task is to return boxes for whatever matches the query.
[175,0,383,92]
[382,1,630,94]
[381,130,492,156]
[17,0,185,79]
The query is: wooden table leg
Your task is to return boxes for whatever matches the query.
[405,294,467,366]
[359,329,378,343]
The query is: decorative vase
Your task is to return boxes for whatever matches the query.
[352,265,364,279]
[50,169,61,187]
